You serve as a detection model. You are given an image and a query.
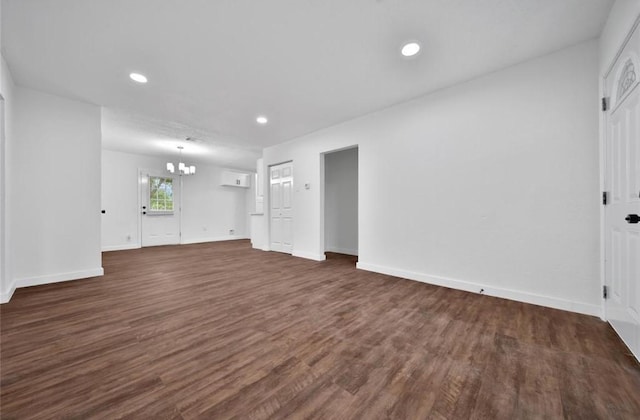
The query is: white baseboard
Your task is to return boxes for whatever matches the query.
[0,280,16,304]
[292,250,327,261]
[15,267,105,289]
[103,237,250,250]
[356,261,601,318]
[102,243,140,252]
[181,235,250,245]
[325,246,358,256]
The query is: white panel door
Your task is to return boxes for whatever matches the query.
[270,162,293,253]
[140,170,181,247]
[604,20,640,361]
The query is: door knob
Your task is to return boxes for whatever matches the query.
[625,214,640,224]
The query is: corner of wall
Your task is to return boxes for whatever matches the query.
[0,279,16,304]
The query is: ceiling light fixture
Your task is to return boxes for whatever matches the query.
[129,72,148,83]
[401,42,421,57]
[166,146,196,176]
[256,116,268,124]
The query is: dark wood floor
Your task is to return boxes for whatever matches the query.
[1,240,639,419]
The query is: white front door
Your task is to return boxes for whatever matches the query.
[270,162,293,254]
[604,19,640,361]
[140,170,181,247]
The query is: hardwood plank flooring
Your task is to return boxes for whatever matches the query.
[1,240,639,419]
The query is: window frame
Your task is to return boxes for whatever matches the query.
[147,175,175,215]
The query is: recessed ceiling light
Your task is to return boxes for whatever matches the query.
[256,116,268,124]
[129,72,148,83]
[401,42,421,57]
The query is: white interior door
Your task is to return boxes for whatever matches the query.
[604,19,640,361]
[270,162,293,254]
[140,170,181,247]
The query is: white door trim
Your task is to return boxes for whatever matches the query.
[600,12,640,321]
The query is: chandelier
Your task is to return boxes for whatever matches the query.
[166,146,196,175]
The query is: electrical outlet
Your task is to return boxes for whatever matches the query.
[229,229,235,235]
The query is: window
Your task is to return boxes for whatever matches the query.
[149,176,174,213]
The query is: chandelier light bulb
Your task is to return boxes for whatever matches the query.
[167,145,196,176]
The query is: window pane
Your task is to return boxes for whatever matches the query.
[157,186,167,201]
[150,177,159,200]
[149,176,174,212]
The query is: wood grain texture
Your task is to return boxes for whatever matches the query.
[1,240,639,419]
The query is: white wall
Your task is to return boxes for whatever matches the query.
[101,149,251,250]
[0,55,15,303]
[181,164,251,244]
[10,86,103,291]
[324,147,358,255]
[262,40,601,316]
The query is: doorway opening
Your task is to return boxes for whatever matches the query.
[322,147,358,262]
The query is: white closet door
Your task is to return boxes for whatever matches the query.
[270,162,293,254]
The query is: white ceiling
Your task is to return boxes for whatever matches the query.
[101,108,262,170]
[2,0,613,169]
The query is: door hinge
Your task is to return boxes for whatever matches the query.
[602,191,608,205]
[603,285,608,299]
[601,97,609,111]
